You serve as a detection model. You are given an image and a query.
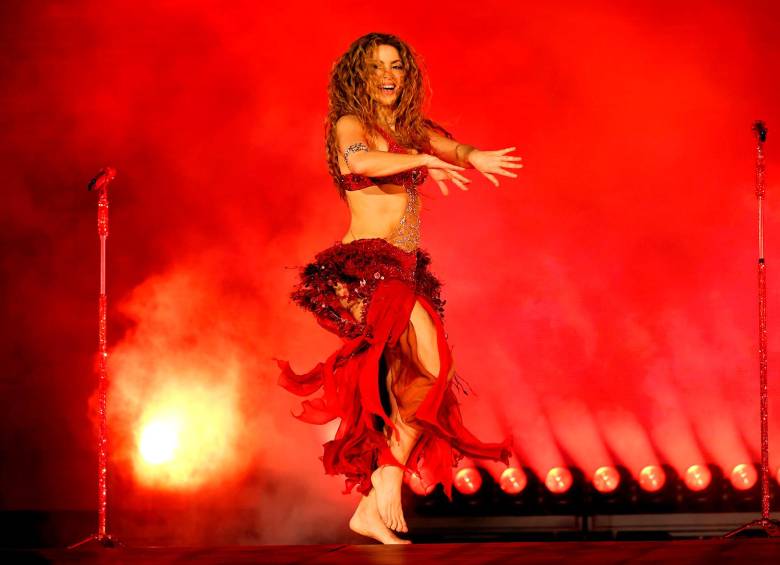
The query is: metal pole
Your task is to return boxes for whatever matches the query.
[97,187,109,539]
[70,167,119,549]
[725,122,780,537]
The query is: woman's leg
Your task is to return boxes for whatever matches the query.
[372,299,443,532]
[370,375,419,533]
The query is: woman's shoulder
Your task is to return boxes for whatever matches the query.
[335,115,391,154]
[335,114,365,132]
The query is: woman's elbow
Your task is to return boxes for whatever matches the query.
[346,151,370,176]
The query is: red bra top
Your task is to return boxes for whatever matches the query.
[338,127,428,191]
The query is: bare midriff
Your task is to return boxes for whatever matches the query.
[340,182,421,252]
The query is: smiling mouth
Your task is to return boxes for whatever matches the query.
[380,84,397,93]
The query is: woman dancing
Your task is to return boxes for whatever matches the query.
[277,32,522,544]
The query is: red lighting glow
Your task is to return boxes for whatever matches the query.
[730,463,757,491]
[454,467,483,495]
[131,381,242,490]
[138,417,181,465]
[545,467,573,494]
[407,472,435,496]
[684,464,712,492]
[592,466,620,493]
[499,467,527,495]
[638,465,666,492]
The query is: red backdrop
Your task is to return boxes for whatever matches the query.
[2,0,780,544]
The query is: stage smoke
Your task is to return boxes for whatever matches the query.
[2,0,780,544]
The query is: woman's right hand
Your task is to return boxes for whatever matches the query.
[422,154,471,196]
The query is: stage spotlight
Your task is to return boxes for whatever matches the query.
[499,467,527,495]
[407,472,435,496]
[138,417,180,465]
[684,464,712,492]
[592,466,620,494]
[635,464,677,513]
[638,465,666,493]
[545,466,573,494]
[454,467,483,495]
[730,463,757,491]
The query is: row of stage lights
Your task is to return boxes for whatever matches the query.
[134,415,770,508]
[453,463,762,496]
[407,462,777,514]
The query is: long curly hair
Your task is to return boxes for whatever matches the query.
[325,32,452,199]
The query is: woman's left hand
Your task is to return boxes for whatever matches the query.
[428,166,471,196]
[467,147,523,187]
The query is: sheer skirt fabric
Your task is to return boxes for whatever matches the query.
[277,238,510,497]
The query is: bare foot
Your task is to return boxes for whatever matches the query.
[349,489,411,545]
[371,465,407,532]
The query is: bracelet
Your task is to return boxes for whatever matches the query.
[454,143,476,166]
[344,143,369,171]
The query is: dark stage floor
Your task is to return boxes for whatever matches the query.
[4,539,780,565]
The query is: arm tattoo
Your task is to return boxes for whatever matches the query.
[344,143,369,171]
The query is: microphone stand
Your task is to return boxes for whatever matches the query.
[70,167,121,548]
[725,123,780,537]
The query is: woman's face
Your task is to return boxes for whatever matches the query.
[365,44,404,108]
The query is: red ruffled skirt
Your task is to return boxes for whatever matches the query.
[277,238,510,498]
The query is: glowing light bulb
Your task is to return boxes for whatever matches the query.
[407,472,434,496]
[593,466,620,493]
[499,467,527,495]
[454,467,482,495]
[730,463,757,491]
[638,465,666,492]
[139,417,181,465]
[684,464,712,492]
[545,466,573,494]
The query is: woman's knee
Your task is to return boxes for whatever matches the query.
[409,300,441,377]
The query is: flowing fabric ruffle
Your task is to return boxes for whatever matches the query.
[278,238,511,498]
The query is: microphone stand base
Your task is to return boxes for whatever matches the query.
[68,533,123,549]
[724,518,780,538]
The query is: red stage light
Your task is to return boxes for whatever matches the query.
[139,417,180,465]
[592,466,620,493]
[684,464,712,491]
[454,467,482,495]
[545,467,573,494]
[499,467,527,495]
[131,382,243,489]
[777,467,780,485]
[638,465,666,492]
[730,463,757,491]
[407,472,435,496]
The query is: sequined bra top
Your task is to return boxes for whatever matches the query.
[339,127,427,253]
[338,128,428,192]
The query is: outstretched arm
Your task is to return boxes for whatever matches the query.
[426,126,523,193]
[428,128,477,168]
[336,115,465,179]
